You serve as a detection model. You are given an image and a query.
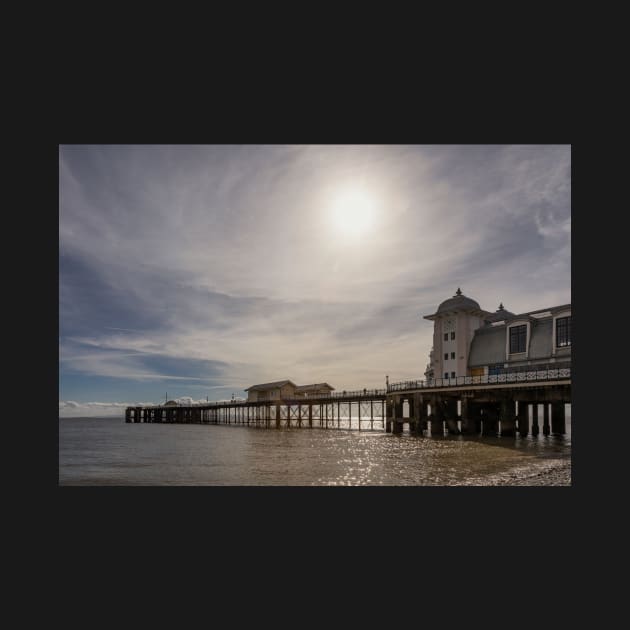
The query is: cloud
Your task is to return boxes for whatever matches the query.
[59,145,571,400]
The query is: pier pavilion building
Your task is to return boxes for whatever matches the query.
[245,380,335,402]
[424,289,571,381]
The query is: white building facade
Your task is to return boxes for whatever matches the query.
[423,289,571,380]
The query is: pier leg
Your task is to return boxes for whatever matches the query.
[421,413,429,434]
[445,418,459,434]
[392,398,403,434]
[482,406,499,437]
[392,398,402,434]
[418,400,429,435]
[411,394,422,435]
[444,398,459,434]
[309,404,313,428]
[551,402,566,435]
[500,399,516,437]
[275,405,281,429]
[430,398,444,436]
[542,403,551,436]
[445,406,458,433]
[385,400,393,433]
[531,404,539,436]
[430,418,444,436]
[516,401,529,436]
[460,398,474,434]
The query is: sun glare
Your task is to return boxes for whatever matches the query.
[330,188,377,236]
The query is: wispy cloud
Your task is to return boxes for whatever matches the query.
[59,145,570,403]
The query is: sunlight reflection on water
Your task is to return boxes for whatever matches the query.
[59,416,571,486]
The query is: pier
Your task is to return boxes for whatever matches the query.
[125,368,570,437]
[126,389,388,430]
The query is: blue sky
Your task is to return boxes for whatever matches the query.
[59,145,571,416]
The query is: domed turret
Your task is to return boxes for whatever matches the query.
[485,302,515,323]
[422,288,488,382]
[435,288,482,315]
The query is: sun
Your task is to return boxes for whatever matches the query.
[330,188,377,236]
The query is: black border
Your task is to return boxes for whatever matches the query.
[39,92,592,608]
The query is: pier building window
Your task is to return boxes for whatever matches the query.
[451,352,455,359]
[509,324,527,354]
[444,372,448,379]
[444,333,448,341]
[556,316,571,347]
[444,353,448,360]
[451,372,456,378]
[450,332,455,340]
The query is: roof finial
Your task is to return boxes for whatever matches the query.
[455,287,462,296]
[498,302,504,311]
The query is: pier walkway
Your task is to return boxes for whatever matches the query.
[126,368,571,437]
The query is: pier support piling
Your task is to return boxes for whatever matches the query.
[551,402,566,435]
[385,400,393,433]
[482,406,499,437]
[542,403,551,436]
[500,399,516,437]
[531,403,540,436]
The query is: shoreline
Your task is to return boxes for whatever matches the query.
[495,460,571,486]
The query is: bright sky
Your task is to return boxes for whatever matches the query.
[59,145,571,416]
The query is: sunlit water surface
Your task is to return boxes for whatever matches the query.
[59,416,571,486]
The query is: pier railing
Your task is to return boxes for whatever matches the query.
[387,368,571,392]
[132,370,571,410]
[324,388,386,399]
[136,389,388,409]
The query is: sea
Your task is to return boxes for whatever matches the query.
[58,412,571,486]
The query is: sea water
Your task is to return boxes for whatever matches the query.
[58,414,571,486]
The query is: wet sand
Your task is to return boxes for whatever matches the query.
[496,460,571,486]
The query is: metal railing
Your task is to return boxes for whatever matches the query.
[323,389,387,399]
[131,390,388,410]
[129,369,571,411]
[387,368,571,392]
[135,399,246,409]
